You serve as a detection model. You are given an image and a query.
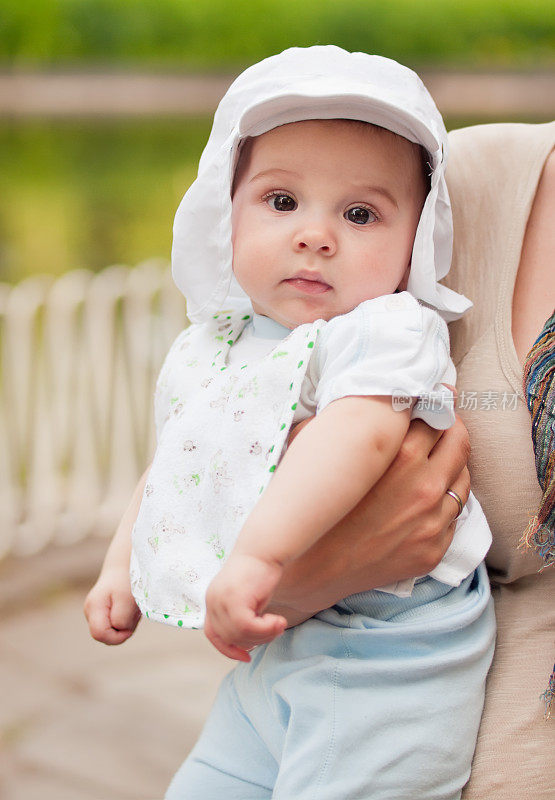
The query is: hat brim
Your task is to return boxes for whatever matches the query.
[238,85,442,164]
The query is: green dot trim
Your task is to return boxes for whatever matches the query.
[297,360,304,368]
[177,620,183,627]
[242,315,251,320]
[289,382,293,390]
[307,341,314,348]
[227,340,233,345]
[291,403,297,410]
[269,445,274,453]
[280,423,286,431]
[269,465,276,473]
[163,614,169,619]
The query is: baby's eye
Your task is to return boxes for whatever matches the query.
[266,193,297,212]
[344,206,377,225]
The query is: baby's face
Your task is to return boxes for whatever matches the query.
[231,119,426,329]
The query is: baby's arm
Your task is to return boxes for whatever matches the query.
[84,464,150,645]
[205,396,411,660]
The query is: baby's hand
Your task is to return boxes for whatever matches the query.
[84,567,141,645]
[205,554,287,661]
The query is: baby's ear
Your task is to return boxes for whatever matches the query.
[397,263,411,292]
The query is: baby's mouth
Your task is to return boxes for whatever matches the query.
[283,272,332,295]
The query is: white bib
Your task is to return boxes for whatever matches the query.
[130,308,321,628]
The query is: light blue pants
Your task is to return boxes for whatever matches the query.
[166,563,495,800]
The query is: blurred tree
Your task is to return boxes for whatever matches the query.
[1,0,553,70]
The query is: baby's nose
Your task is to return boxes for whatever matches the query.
[293,225,336,255]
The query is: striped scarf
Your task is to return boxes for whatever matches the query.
[519,308,555,718]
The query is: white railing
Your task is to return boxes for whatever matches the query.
[0,260,187,559]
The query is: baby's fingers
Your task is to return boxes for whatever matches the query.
[205,618,251,662]
[246,612,287,641]
[110,591,141,634]
[222,611,288,650]
[86,604,131,646]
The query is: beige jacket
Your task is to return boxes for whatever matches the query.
[444,121,555,800]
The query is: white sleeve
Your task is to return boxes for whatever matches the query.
[314,292,455,430]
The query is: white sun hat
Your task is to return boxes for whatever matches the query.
[172,45,472,323]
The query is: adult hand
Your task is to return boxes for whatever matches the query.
[269,410,470,626]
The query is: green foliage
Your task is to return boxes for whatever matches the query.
[0,118,211,282]
[1,0,553,68]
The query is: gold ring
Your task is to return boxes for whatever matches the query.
[446,489,464,520]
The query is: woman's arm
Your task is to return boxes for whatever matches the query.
[268,414,470,625]
[512,148,555,363]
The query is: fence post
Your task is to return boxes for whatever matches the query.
[0,260,187,559]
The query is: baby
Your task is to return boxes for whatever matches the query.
[86,47,496,799]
